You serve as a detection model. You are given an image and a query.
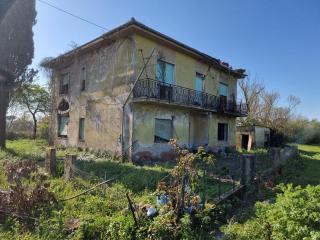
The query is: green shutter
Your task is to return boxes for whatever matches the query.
[79,118,85,140]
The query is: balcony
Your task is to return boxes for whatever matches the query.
[132,78,248,117]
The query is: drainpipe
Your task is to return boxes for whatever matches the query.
[121,48,155,160]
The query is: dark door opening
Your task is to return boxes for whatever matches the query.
[241,134,249,150]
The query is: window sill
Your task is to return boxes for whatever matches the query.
[58,136,68,139]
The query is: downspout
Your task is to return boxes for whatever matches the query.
[121,48,155,160]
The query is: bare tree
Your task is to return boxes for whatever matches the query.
[238,75,265,126]
[0,0,36,148]
[238,75,301,138]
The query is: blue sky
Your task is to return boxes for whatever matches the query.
[33,0,320,120]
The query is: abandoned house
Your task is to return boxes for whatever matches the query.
[236,125,271,151]
[42,18,247,161]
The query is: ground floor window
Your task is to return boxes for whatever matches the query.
[154,118,173,143]
[218,123,228,141]
[58,115,69,137]
[79,118,85,141]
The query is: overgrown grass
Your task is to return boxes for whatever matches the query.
[0,139,234,197]
[295,144,320,185]
[0,139,236,239]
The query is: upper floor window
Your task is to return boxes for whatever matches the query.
[60,73,70,95]
[156,60,175,84]
[195,73,205,92]
[80,67,86,92]
[219,82,229,97]
[154,118,173,143]
[195,73,205,105]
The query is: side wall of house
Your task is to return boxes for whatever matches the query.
[51,37,136,154]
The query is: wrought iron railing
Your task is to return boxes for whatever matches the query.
[133,78,247,116]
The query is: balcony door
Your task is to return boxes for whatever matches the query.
[195,73,204,105]
[156,60,174,84]
[218,82,229,110]
[156,60,175,101]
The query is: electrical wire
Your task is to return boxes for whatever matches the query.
[37,0,109,31]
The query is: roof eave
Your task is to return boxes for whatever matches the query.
[42,18,246,78]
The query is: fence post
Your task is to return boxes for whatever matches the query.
[271,148,281,171]
[64,154,77,181]
[45,147,56,176]
[240,154,255,185]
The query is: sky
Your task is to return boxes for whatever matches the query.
[32,0,320,120]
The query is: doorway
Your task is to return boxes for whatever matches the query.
[241,134,249,150]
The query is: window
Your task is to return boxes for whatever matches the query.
[195,73,205,105]
[80,67,86,92]
[219,82,229,97]
[58,115,69,137]
[79,118,85,140]
[154,118,173,143]
[218,123,228,141]
[156,60,175,84]
[60,73,70,95]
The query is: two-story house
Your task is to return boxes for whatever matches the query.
[42,18,247,161]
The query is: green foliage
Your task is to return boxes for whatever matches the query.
[37,117,49,140]
[289,118,320,144]
[0,140,238,239]
[223,184,320,240]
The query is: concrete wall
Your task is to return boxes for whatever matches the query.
[50,32,240,159]
[51,37,136,154]
[133,34,238,99]
[132,103,237,161]
[255,126,270,148]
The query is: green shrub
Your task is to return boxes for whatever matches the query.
[223,184,320,240]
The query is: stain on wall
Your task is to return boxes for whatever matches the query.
[50,31,240,159]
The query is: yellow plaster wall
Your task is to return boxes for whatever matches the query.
[53,38,135,153]
[133,103,190,147]
[209,114,236,147]
[133,34,237,98]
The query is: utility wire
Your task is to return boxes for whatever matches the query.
[37,0,109,31]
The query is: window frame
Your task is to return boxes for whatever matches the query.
[80,67,86,92]
[218,82,229,97]
[217,123,228,142]
[79,118,85,141]
[156,59,175,84]
[59,73,70,95]
[154,118,173,143]
[57,114,69,138]
[195,73,205,92]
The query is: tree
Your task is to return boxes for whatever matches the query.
[238,76,300,139]
[0,0,36,148]
[16,84,50,139]
[238,75,265,126]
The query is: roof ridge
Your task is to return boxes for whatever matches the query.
[42,17,246,78]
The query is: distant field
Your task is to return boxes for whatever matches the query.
[296,144,320,185]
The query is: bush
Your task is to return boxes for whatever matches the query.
[223,184,320,240]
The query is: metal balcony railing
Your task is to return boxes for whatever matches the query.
[133,78,248,117]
